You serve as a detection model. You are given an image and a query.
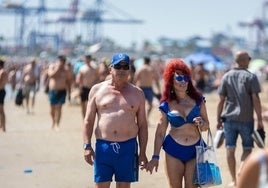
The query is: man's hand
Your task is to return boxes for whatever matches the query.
[84,148,95,166]
[139,153,148,170]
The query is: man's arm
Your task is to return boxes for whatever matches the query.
[48,63,61,78]
[252,93,264,129]
[83,85,98,165]
[0,71,8,87]
[136,89,148,166]
[217,95,225,129]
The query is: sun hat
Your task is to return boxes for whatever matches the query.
[110,53,130,66]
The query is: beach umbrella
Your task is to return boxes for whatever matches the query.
[249,59,267,71]
[184,52,226,71]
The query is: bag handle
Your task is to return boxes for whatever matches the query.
[198,126,214,148]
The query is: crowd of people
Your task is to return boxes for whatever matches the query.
[0,50,268,187]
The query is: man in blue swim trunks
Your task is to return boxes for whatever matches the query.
[47,55,72,131]
[133,56,161,119]
[83,53,148,188]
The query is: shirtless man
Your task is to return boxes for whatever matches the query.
[83,53,148,188]
[133,56,161,118]
[21,59,40,113]
[76,55,99,117]
[7,66,17,98]
[192,63,209,93]
[48,55,72,130]
[0,60,8,132]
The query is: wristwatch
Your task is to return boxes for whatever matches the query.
[83,143,91,150]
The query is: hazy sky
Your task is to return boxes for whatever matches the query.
[0,0,266,47]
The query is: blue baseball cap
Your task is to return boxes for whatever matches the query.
[110,53,130,66]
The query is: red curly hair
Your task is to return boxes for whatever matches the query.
[160,58,202,103]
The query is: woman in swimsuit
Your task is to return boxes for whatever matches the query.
[146,58,210,188]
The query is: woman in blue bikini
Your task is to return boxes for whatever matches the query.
[146,58,210,188]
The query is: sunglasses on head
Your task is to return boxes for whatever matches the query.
[112,63,130,70]
[175,75,190,82]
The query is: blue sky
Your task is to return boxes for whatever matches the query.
[0,0,265,47]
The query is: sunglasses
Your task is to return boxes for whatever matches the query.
[112,63,130,70]
[175,75,190,82]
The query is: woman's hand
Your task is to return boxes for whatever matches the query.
[145,158,159,174]
[193,117,204,127]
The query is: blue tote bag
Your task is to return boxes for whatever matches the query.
[194,128,222,187]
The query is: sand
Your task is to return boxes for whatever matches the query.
[0,86,266,188]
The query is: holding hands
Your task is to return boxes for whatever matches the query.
[145,155,159,174]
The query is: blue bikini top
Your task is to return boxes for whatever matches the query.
[159,100,201,127]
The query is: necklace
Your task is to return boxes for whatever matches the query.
[180,98,186,103]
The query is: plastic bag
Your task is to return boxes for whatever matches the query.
[194,128,222,187]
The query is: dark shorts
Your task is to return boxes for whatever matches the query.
[0,89,6,104]
[49,90,66,105]
[80,87,90,102]
[163,134,202,163]
[94,138,138,183]
[140,87,153,102]
[224,119,254,149]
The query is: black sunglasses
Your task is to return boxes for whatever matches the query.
[112,63,130,70]
[175,75,190,82]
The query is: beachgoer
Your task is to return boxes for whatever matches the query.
[0,59,8,132]
[21,59,40,113]
[98,57,110,82]
[47,55,72,130]
[145,58,209,188]
[76,55,99,117]
[192,63,209,93]
[7,66,17,98]
[83,52,148,188]
[217,50,264,186]
[237,149,268,188]
[133,56,161,118]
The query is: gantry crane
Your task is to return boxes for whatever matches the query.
[0,0,143,53]
[238,1,268,51]
[0,0,70,47]
[43,0,143,44]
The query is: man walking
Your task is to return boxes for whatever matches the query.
[216,50,264,186]
[83,53,148,188]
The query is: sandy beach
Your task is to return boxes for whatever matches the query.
[0,85,267,188]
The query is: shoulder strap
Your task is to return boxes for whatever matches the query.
[159,101,169,113]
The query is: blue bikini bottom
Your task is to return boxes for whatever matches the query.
[162,134,202,163]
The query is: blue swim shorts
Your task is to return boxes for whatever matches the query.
[162,134,202,163]
[49,90,66,105]
[94,138,138,183]
[140,87,153,102]
[224,119,254,149]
